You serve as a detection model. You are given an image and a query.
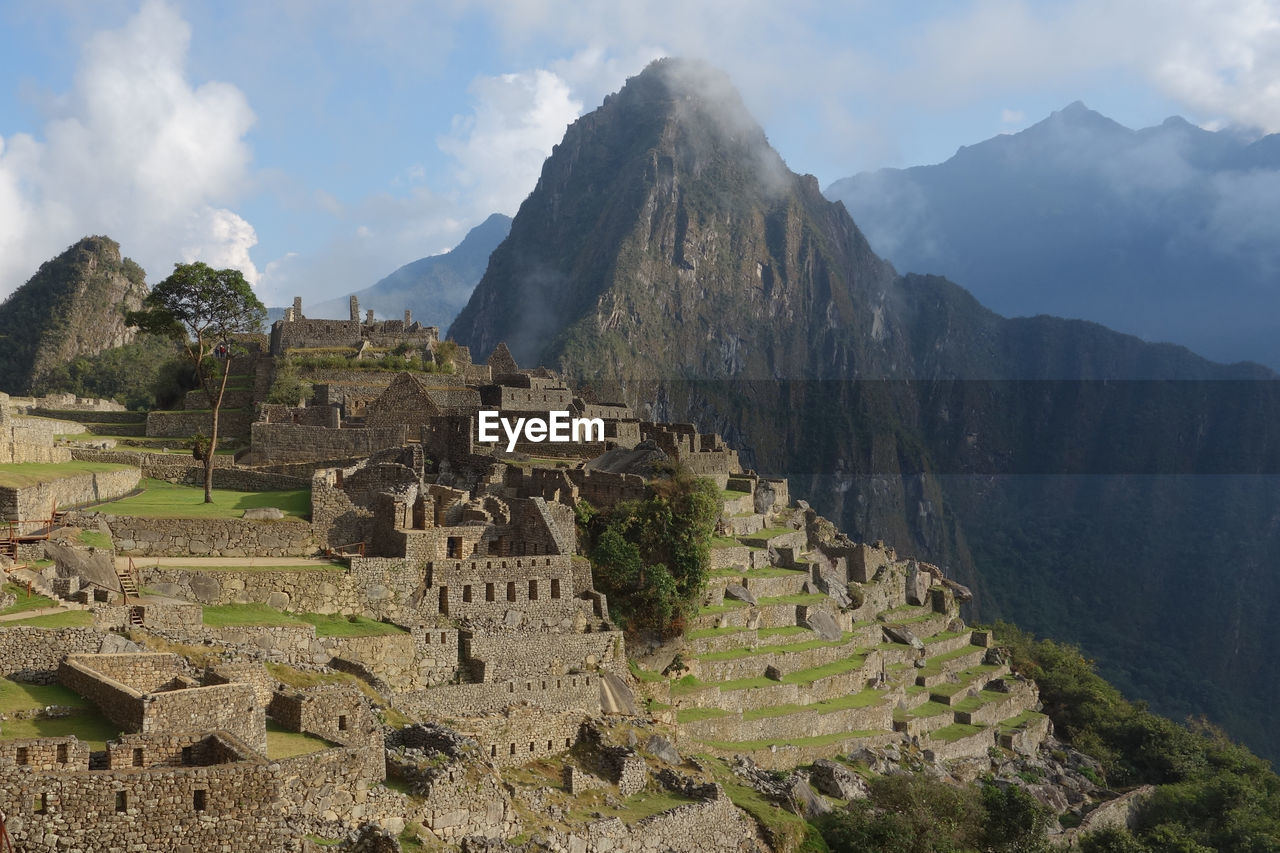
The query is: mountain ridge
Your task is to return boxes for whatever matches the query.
[449,58,1280,761]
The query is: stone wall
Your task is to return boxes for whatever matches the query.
[0,627,107,682]
[466,630,624,682]
[92,513,316,557]
[396,672,601,718]
[458,706,586,767]
[268,686,384,780]
[1,407,73,464]
[1,466,139,532]
[248,421,406,464]
[145,408,254,438]
[679,695,894,743]
[547,788,764,853]
[0,736,90,771]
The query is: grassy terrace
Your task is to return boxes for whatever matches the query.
[1,611,93,627]
[0,461,136,489]
[931,722,986,743]
[709,565,808,580]
[696,632,860,662]
[694,729,886,752]
[952,690,1010,713]
[927,663,1005,698]
[671,654,869,696]
[92,478,310,520]
[265,719,334,758]
[756,592,829,606]
[203,603,408,637]
[709,536,742,549]
[916,643,984,678]
[740,687,885,720]
[894,700,953,722]
[999,710,1047,732]
[0,678,117,749]
[924,629,967,645]
[1,582,58,616]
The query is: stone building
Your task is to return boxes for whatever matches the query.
[269,295,439,355]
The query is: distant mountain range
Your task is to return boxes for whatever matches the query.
[826,103,1280,369]
[301,213,512,325]
[451,59,1280,761]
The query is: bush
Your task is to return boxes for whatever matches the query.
[579,463,718,638]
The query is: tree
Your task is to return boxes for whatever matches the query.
[127,262,265,502]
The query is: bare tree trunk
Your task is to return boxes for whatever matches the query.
[204,355,232,504]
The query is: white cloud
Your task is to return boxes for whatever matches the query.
[437,69,583,216]
[1001,108,1025,124]
[0,0,259,298]
[907,0,1280,133]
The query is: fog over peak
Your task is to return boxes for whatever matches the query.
[827,105,1280,369]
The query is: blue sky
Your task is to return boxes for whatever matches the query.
[1,0,1276,309]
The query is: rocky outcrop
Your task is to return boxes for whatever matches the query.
[0,236,148,394]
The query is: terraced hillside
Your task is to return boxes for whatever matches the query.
[649,482,1048,771]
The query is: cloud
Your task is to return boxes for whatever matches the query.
[437,69,583,216]
[906,0,1280,133]
[0,0,258,298]
[1001,109,1025,124]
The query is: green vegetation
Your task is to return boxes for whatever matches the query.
[36,333,193,410]
[0,678,90,713]
[1,610,92,627]
[0,460,136,489]
[1,582,58,616]
[93,478,310,519]
[578,463,719,638]
[0,679,118,750]
[627,659,667,682]
[298,612,407,637]
[930,723,985,743]
[817,774,1051,853]
[740,688,884,720]
[675,707,731,723]
[264,719,333,758]
[996,622,1280,850]
[264,661,385,705]
[705,759,830,853]
[77,528,114,549]
[265,359,312,405]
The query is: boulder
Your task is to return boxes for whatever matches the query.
[242,507,285,521]
[805,609,842,642]
[645,734,681,765]
[600,672,639,716]
[764,665,783,681]
[724,583,757,606]
[98,634,142,654]
[905,560,930,606]
[187,574,223,604]
[883,624,924,650]
[787,778,832,818]
[503,609,524,628]
[809,759,868,800]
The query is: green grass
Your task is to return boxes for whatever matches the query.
[757,625,813,639]
[78,529,114,549]
[707,760,829,853]
[204,603,304,628]
[999,710,1047,732]
[298,612,407,637]
[1,582,58,616]
[264,662,384,704]
[265,719,334,758]
[903,700,953,719]
[696,730,885,751]
[93,478,310,520]
[0,461,136,489]
[952,690,1009,713]
[756,593,828,606]
[740,688,885,720]
[628,659,667,682]
[1,611,92,627]
[0,691,119,750]
[747,527,798,540]
[916,644,985,678]
[676,707,732,723]
[710,536,743,549]
[0,678,90,713]
[923,630,967,645]
[686,625,749,640]
[697,634,855,662]
[698,599,749,615]
[675,653,870,696]
[931,723,986,743]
